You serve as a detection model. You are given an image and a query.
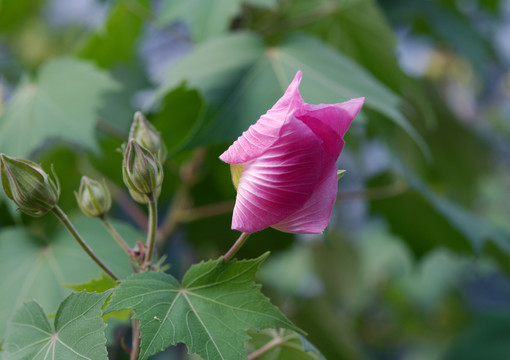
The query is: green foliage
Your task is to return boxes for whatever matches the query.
[445,313,510,360]
[63,272,117,293]
[106,253,299,359]
[0,218,140,338]
[381,0,494,72]
[78,0,149,68]
[150,84,204,155]
[0,0,509,358]
[3,291,111,360]
[0,0,45,33]
[245,329,324,360]
[369,172,510,270]
[0,57,119,158]
[156,0,278,42]
[263,0,402,89]
[156,32,427,155]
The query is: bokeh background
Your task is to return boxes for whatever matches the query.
[1,0,510,359]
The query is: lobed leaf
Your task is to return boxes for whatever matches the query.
[0,217,141,339]
[3,291,111,360]
[105,253,300,360]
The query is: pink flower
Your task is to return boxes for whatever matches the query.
[220,71,364,234]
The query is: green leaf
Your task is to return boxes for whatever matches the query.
[383,1,492,72]
[3,291,111,360]
[444,312,510,360]
[78,0,149,68]
[369,172,510,271]
[0,57,119,158]
[62,272,117,293]
[282,0,412,94]
[155,32,427,156]
[150,83,204,155]
[105,253,300,360]
[245,329,324,360]
[97,63,152,131]
[0,217,141,339]
[0,0,45,33]
[156,0,278,42]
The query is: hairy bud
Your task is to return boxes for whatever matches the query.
[75,176,112,217]
[0,154,60,216]
[129,111,167,162]
[122,140,163,204]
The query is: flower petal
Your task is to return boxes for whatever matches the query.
[299,97,364,160]
[272,162,339,234]
[219,71,304,165]
[231,117,323,233]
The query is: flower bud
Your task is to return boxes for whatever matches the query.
[0,154,60,216]
[129,111,167,162]
[74,176,112,217]
[122,140,164,204]
[127,184,162,205]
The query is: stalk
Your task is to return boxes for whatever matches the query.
[130,319,141,360]
[223,232,251,262]
[100,215,134,257]
[143,192,158,269]
[52,206,119,281]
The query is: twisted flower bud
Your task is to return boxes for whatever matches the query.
[122,140,163,204]
[75,176,112,217]
[129,111,167,162]
[0,154,60,216]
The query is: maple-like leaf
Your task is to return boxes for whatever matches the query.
[105,253,300,360]
[3,291,111,360]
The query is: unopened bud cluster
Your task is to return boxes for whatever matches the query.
[0,154,60,216]
[0,111,166,216]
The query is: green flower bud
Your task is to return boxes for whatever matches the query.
[127,184,162,205]
[129,111,167,162]
[74,176,112,217]
[122,140,164,204]
[0,154,60,217]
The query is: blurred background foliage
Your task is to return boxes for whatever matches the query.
[1,0,510,359]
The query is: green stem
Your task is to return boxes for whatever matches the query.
[143,193,157,269]
[52,206,119,281]
[223,232,251,262]
[100,215,133,257]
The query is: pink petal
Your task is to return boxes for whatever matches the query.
[219,71,304,165]
[298,97,364,159]
[272,162,339,234]
[232,117,323,233]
